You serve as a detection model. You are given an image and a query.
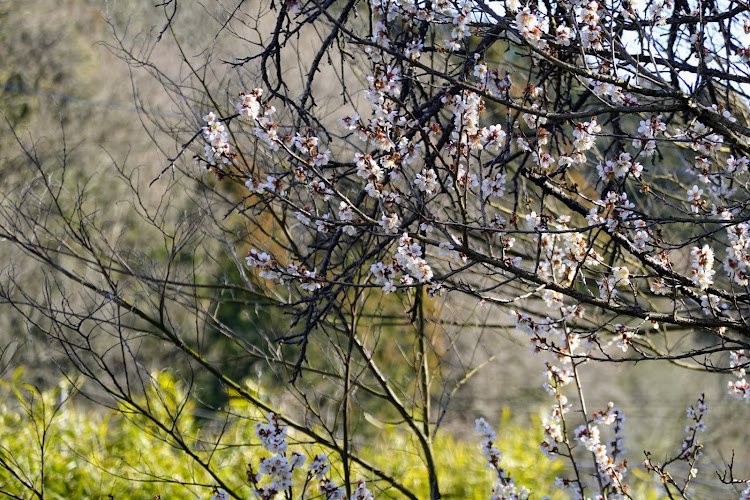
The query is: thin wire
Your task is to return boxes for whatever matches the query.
[1,82,182,117]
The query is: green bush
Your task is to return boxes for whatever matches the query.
[0,371,579,499]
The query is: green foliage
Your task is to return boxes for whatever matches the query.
[358,408,567,499]
[0,371,583,499]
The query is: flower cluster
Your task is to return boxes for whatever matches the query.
[573,404,628,494]
[644,395,708,488]
[632,115,665,155]
[728,350,750,401]
[246,249,323,291]
[369,234,435,293]
[725,220,750,286]
[690,245,716,290]
[476,418,532,500]
[516,7,548,49]
[203,413,374,500]
[201,112,232,168]
[238,89,263,121]
[509,300,640,499]
[682,396,708,460]
[596,152,642,182]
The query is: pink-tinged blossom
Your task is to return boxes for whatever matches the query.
[649,277,669,295]
[308,453,331,480]
[482,124,507,153]
[473,61,488,81]
[355,153,384,182]
[533,150,555,173]
[523,103,547,129]
[482,172,505,198]
[542,289,564,308]
[452,90,483,136]
[313,149,331,166]
[725,221,750,285]
[516,136,531,151]
[238,89,263,120]
[414,168,440,194]
[597,277,616,301]
[258,175,283,195]
[727,155,749,173]
[453,165,479,190]
[730,350,748,378]
[687,184,703,201]
[612,266,630,285]
[699,294,724,316]
[289,452,306,470]
[351,481,374,500]
[202,114,231,167]
[614,324,635,352]
[319,479,345,500]
[516,7,548,49]
[690,245,715,289]
[728,378,750,401]
[308,180,333,200]
[572,118,600,152]
[395,233,434,283]
[404,39,423,60]
[258,454,293,489]
[729,351,750,401]
[254,413,289,454]
[379,213,400,234]
[370,261,395,284]
[299,268,323,291]
[247,250,281,281]
[427,282,444,297]
[633,229,652,249]
[555,24,573,46]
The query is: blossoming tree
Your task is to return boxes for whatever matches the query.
[4,0,750,497]
[189,0,750,493]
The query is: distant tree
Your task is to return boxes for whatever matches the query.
[3,0,750,498]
